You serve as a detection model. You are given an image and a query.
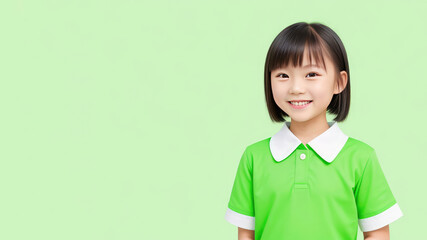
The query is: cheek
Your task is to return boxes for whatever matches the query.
[313,89,334,105]
[271,83,286,102]
[312,83,334,100]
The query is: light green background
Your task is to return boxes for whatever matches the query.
[0,0,423,239]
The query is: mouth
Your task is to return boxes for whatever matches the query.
[288,100,313,104]
[288,100,313,109]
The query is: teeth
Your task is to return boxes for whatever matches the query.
[290,101,311,106]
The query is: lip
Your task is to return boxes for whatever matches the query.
[288,100,312,109]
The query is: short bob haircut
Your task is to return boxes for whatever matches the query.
[264,22,350,122]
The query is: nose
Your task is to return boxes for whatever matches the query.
[289,77,306,94]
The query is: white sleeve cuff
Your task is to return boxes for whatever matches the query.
[224,207,255,230]
[358,203,403,232]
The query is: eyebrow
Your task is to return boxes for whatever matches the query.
[302,64,322,68]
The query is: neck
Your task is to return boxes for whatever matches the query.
[289,115,330,145]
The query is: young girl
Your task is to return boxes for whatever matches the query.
[224,22,403,240]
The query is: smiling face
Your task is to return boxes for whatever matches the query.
[271,46,347,124]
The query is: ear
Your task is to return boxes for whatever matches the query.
[334,70,348,94]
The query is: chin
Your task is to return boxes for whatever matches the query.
[287,115,313,123]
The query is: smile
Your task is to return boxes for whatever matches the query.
[288,100,312,109]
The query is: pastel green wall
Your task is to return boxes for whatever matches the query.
[0,0,422,239]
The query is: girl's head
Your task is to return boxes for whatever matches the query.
[264,22,350,123]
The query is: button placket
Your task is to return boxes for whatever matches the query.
[295,149,309,189]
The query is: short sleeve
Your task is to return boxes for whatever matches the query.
[224,148,255,230]
[354,148,403,232]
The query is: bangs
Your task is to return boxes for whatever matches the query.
[267,27,330,73]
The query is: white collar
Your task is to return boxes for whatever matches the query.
[269,121,349,163]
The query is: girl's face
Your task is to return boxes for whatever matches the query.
[270,50,347,123]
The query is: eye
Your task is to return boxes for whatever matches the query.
[277,73,288,78]
[306,72,319,78]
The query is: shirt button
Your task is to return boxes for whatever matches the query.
[300,153,306,160]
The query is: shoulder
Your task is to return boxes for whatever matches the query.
[242,137,271,158]
[345,137,375,151]
[343,136,378,166]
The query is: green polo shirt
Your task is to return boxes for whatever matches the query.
[225,121,403,239]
